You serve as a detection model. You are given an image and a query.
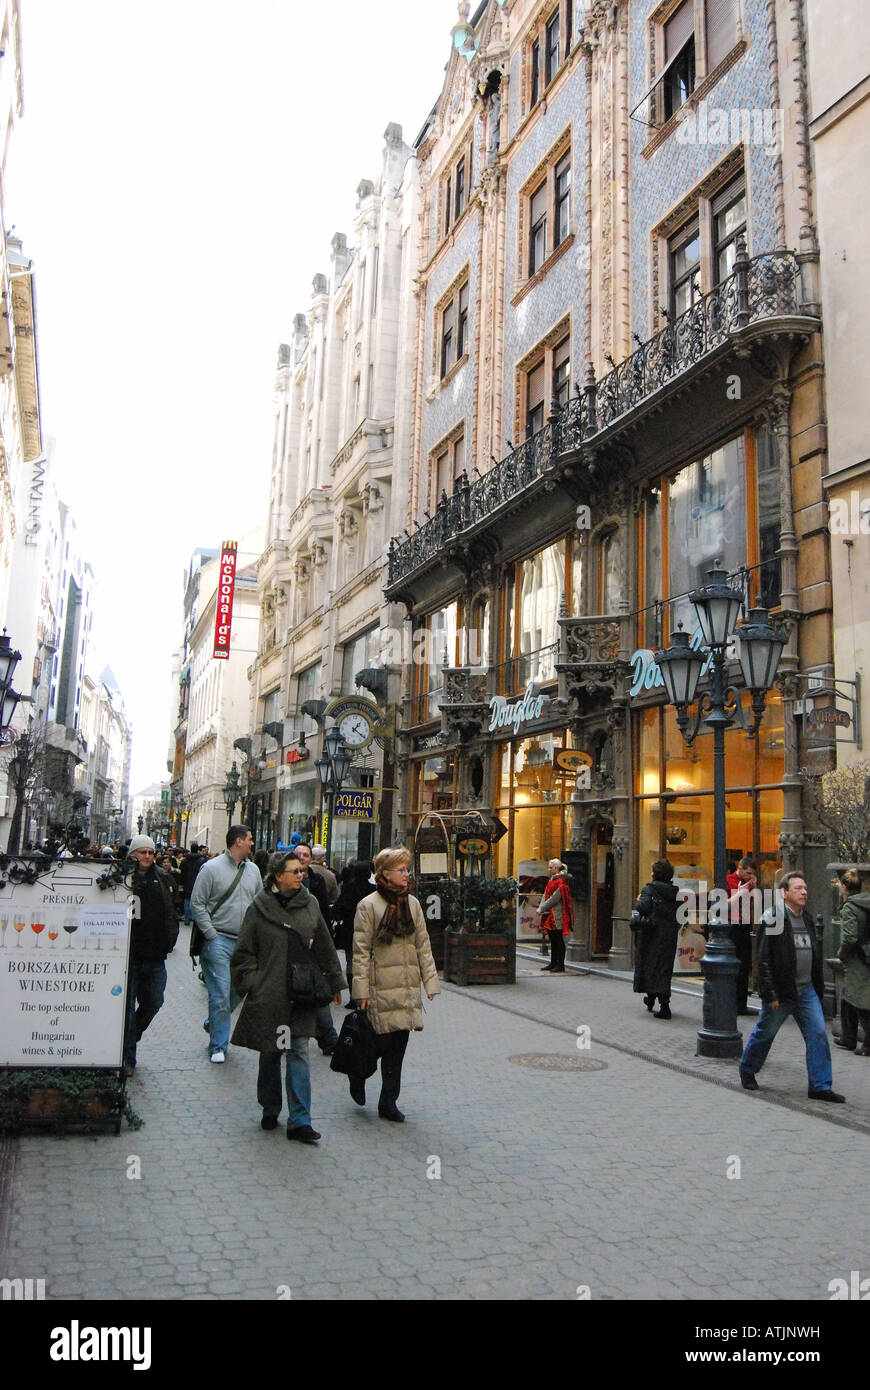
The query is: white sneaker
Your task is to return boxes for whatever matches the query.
[210,1050,226,1064]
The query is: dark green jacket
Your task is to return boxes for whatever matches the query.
[838,893,870,1010]
[229,886,344,1050]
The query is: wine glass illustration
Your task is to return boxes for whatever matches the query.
[30,912,46,949]
[0,914,7,947]
[47,922,59,948]
[62,916,79,949]
[13,915,25,947]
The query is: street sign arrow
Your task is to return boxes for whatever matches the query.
[488,815,508,844]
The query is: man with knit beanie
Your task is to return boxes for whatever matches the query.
[123,835,179,1075]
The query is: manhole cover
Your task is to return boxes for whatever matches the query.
[509,1054,608,1072]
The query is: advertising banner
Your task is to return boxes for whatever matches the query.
[332,789,378,821]
[0,861,133,1068]
[212,540,238,660]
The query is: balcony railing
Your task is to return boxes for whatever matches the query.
[388,242,808,588]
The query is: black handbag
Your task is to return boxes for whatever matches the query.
[330,1007,378,1079]
[285,927,332,1007]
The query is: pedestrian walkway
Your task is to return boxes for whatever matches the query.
[1,928,867,1301]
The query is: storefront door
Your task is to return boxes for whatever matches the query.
[591,822,614,955]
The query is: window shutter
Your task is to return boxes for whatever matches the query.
[664,0,694,60]
[706,0,737,70]
[527,360,545,412]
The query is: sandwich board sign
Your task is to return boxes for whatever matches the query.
[0,860,133,1068]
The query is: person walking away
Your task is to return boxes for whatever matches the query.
[191,826,262,1063]
[333,859,375,996]
[231,853,344,1144]
[310,844,339,911]
[835,869,870,1055]
[631,859,681,1019]
[351,847,439,1121]
[180,843,207,925]
[123,835,179,1075]
[740,871,845,1101]
[534,859,573,972]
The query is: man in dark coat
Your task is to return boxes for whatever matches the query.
[123,835,179,1074]
[631,859,681,1019]
[740,872,845,1102]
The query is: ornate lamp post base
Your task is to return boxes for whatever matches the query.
[696,924,743,1058]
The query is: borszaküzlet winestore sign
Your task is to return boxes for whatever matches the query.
[0,862,133,1068]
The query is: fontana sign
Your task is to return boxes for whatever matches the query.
[488,683,546,735]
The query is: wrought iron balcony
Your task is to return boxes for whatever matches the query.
[387,241,814,591]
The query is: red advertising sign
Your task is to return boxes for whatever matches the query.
[212,541,238,660]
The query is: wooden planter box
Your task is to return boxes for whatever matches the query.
[0,1071,124,1134]
[445,930,516,985]
[426,924,446,972]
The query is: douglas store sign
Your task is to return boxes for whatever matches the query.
[488,683,547,735]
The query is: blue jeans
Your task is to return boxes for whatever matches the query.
[183,897,192,925]
[741,983,833,1091]
[200,934,242,1053]
[257,1038,311,1128]
[123,958,167,1067]
[315,1003,338,1049]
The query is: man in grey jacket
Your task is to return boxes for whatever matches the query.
[191,825,262,1063]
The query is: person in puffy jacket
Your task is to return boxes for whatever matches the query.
[835,868,870,1055]
[351,847,439,1121]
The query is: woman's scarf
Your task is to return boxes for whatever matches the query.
[542,876,574,936]
[375,875,415,942]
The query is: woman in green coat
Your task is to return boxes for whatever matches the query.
[231,853,345,1143]
[836,868,870,1055]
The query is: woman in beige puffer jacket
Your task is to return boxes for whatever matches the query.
[351,846,439,1121]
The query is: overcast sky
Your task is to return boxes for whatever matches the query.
[7,0,461,794]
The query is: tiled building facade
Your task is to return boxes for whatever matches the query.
[387,0,832,969]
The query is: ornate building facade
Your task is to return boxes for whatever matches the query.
[248,125,419,859]
[386,0,832,967]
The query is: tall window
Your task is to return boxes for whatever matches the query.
[519,325,571,437]
[529,182,548,276]
[713,177,746,282]
[455,156,466,221]
[295,663,322,736]
[663,0,696,120]
[341,627,380,693]
[554,152,571,248]
[670,217,701,317]
[526,361,545,438]
[521,137,572,287]
[431,430,466,509]
[530,39,540,107]
[545,10,561,86]
[438,273,470,381]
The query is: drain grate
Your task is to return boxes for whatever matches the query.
[509,1053,608,1072]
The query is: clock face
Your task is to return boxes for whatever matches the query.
[338,713,372,747]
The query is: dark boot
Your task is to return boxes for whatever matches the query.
[643,994,655,1012]
[654,995,672,1020]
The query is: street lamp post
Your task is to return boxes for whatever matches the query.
[315,727,353,864]
[0,628,23,743]
[655,563,787,1059]
[222,761,241,831]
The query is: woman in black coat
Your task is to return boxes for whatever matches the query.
[631,859,680,1020]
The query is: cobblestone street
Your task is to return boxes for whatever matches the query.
[1,934,868,1303]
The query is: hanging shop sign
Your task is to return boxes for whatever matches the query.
[0,861,133,1068]
[553,748,593,775]
[805,706,850,730]
[212,540,238,661]
[286,746,310,764]
[629,629,714,699]
[456,837,490,858]
[332,788,378,821]
[488,683,546,735]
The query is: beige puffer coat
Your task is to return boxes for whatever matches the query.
[352,891,440,1034]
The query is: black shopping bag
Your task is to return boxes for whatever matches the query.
[330,1007,378,1079]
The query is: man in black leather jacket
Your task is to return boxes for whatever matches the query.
[739,871,845,1102]
[123,835,179,1075]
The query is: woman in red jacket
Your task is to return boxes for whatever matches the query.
[535,859,574,973]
